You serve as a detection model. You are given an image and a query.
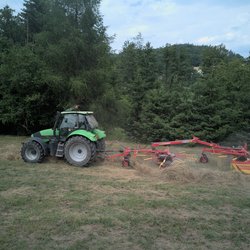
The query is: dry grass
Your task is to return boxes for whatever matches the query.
[0,137,250,250]
[0,144,22,161]
[130,157,247,191]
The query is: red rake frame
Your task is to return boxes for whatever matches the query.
[105,147,173,168]
[152,136,249,163]
[103,136,249,168]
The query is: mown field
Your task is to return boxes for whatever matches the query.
[0,136,250,250]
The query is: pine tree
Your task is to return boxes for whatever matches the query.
[21,0,47,43]
[0,6,24,44]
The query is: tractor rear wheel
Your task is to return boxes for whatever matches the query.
[64,136,96,167]
[21,141,45,163]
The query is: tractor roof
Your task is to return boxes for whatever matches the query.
[61,111,94,115]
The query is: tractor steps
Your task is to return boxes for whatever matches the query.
[56,142,64,157]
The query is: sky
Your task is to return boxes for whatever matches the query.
[1,0,250,57]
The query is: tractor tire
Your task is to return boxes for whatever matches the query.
[160,155,173,168]
[21,140,45,163]
[199,153,208,163]
[236,156,248,162]
[64,136,96,167]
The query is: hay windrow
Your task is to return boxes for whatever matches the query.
[131,157,248,184]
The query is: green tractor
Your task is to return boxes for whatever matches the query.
[21,111,106,167]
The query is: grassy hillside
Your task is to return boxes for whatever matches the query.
[0,136,250,249]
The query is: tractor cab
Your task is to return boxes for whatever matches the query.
[54,111,99,137]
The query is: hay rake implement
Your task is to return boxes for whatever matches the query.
[102,136,250,174]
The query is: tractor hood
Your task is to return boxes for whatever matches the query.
[32,128,58,140]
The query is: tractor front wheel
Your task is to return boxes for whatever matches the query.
[21,141,45,163]
[64,136,96,167]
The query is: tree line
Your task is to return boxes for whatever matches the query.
[0,0,250,143]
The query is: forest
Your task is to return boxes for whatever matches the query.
[0,0,250,143]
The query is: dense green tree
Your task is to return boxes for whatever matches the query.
[21,0,47,43]
[0,6,24,45]
[136,87,195,142]
[0,46,65,133]
[201,45,230,75]
[0,2,249,142]
[116,35,160,138]
[123,43,249,142]
[164,45,195,88]
[189,58,250,141]
[0,0,115,133]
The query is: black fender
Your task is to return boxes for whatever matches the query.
[28,137,49,155]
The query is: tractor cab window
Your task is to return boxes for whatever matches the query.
[78,114,87,129]
[59,114,77,129]
[86,115,98,129]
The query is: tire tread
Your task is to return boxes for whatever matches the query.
[21,141,45,163]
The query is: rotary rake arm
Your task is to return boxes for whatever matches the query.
[105,146,173,168]
[152,136,249,162]
[151,136,218,148]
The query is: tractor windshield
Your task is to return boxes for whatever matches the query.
[59,114,77,129]
[86,115,98,129]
